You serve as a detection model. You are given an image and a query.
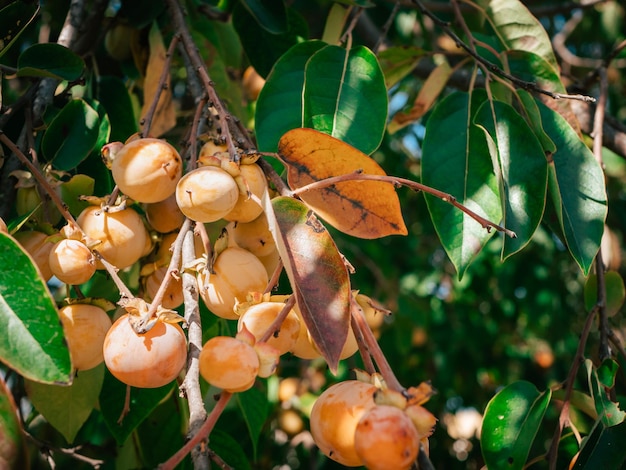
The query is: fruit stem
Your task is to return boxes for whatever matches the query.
[159,391,232,470]
[350,300,376,375]
[91,250,134,300]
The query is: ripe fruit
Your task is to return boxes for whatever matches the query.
[224,163,266,223]
[229,214,276,258]
[14,230,55,281]
[310,380,377,466]
[103,314,187,388]
[198,247,268,319]
[237,301,300,355]
[49,239,96,285]
[59,304,112,371]
[354,405,420,470]
[145,193,185,233]
[199,335,259,392]
[77,205,148,270]
[109,138,182,203]
[176,166,239,223]
[144,266,184,309]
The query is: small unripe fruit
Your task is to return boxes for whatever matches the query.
[354,405,420,470]
[104,23,134,61]
[77,206,148,270]
[59,304,112,371]
[310,380,377,466]
[237,301,300,355]
[14,230,55,281]
[145,194,185,233]
[176,166,239,223]
[49,239,96,285]
[103,314,187,388]
[110,138,182,203]
[224,163,266,223]
[16,186,62,225]
[199,335,259,392]
[198,247,268,320]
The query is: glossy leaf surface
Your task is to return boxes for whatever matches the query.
[0,1,38,59]
[585,359,625,427]
[279,128,407,238]
[0,233,71,384]
[573,420,626,469]
[237,386,270,459]
[17,43,84,80]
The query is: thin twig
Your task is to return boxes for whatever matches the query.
[91,250,134,299]
[258,295,296,344]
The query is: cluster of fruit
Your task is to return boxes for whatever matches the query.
[6,135,436,468]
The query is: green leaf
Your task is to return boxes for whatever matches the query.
[17,43,85,81]
[255,40,326,152]
[233,3,308,78]
[210,429,252,470]
[241,0,288,34]
[236,386,270,459]
[96,76,139,142]
[378,46,426,89]
[537,101,607,274]
[0,375,28,469]
[60,174,95,217]
[584,271,625,317]
[572,420,626,469]
[41,99,101,171]
[421,91,501,279]
[481,381,552,470]
[25,364,104,443]
[0,1,38,60]
[474,100,548,259]
[99,368,175,445]
[485,0,558,69]
[264,196,352,372]
[303,45,387,155]
[515,90,556,154]
[0,232,71,384]
[585,359,626,427]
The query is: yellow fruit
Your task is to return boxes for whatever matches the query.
[176,166,239,223]
[145,193,185,233]
[59,304,112,371]
[310,380,377,466]
[77,205,148,270]
[242,66,265,101]
[48,239,96,285]
[199,336,259,392]
[14,230,55,281]
[198,247,268,319]
[354,405,420,470]
[230,214,276,258]
[237,301,300,355]
[224,163,266,223]
[104,23,134,61]
[103,314,187,388]
[110,138,182,203]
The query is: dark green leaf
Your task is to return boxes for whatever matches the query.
[573,419,626,469]
[25,364,104,443]
[17,43,84,80]
[210,429,252,470]
[0,232,71,384]
[481,381,551,470]
[233,3,308,78]
[538,101,607,274]
[0,375,28,469]
[118,0,165,29]
[99,368,175,445]
[585,359,625,427]
[96,76,139,142]
[236,386,270,459]
[422,91,501,278]
[255,40,326,152]
[0,1,38,60]
[303,45,387,155]
[41,99,101,171]
[241,0,288,34]
[474,100,548,259]
[584,271,625,317]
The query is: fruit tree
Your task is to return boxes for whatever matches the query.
[1,0,626,468]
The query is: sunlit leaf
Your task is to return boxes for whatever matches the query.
[378,46,426,89]
[279,128,407,239]
[389,60,452,133]
[0,1,38,60]
[422,90,501,279]
[573,420,626,469]
[60,174,95,217]
[263,195,351,372]
[584,271,625,317]
[237,386,270,459]
[41,99,100,171]
[538,100,607,275]
[474,100,547,259]
[0,232,71,384]
[25,364,104,443]
[256,40,326,152]
[515,90,556,154]
[303,45,387,155]
[585,359,626,427]
[17,43,84,81]
[0,375,28,468]
[481,381,551,470]
[140,22,176,137]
